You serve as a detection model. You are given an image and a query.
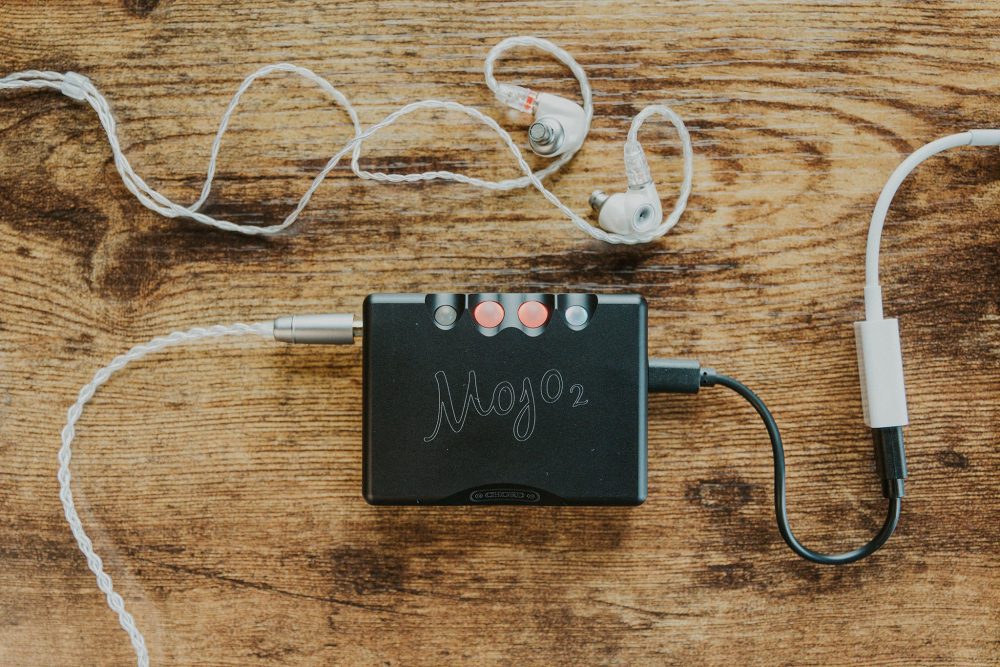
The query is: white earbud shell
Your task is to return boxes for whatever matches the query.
[597,182,662,236]
[533,92,587,156]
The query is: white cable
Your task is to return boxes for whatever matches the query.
[1,67,360,235]
[0,42,692,244]
[0,43,587,233]
[57,322,274,667]
[188,63,365,214]
[863,129,1000,320]
[855,128,1000,430]
[194,38,595,201]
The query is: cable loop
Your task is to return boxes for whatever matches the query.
[480,35,594,191]
[711,373,901,565]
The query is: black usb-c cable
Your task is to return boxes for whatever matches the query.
[648,358,907,565]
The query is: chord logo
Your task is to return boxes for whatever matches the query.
[469,489,541,503]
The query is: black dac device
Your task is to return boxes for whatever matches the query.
[362,293,647,505]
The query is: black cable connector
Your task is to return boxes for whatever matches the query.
[648,358,706,393]
[872,426,907,499]
[649,358,906,565]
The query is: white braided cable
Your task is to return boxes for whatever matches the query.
[57,322,275,667]
[2,67,358,235]
[188,63,365,214]
[0,40,691,244]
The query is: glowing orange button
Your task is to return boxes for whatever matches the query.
[473,300,505,328]
[517,300,549,328]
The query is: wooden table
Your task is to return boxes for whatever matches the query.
[1,2,997,665]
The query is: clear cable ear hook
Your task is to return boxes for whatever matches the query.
[483,36,593,177]
[589,105,694,240]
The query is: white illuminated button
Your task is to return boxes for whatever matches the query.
[434,305,458,326]
[564,305,589,326]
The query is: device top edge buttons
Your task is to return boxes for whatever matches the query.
[473,300,505,328]
[517,300,549,328]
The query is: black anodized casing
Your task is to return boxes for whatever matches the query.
[362,293,647,505]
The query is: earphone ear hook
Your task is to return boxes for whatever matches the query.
[589,105,694,241]
[485,36,592,159]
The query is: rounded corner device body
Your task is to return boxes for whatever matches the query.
[362,293,647,506]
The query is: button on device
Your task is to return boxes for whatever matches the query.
[564,305,589,326]
[434,305,458,327]
[517,301,549,328]
[473,300,505,328]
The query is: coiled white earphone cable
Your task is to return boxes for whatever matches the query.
[0,39,692,244]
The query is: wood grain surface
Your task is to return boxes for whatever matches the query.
[0,1,998,665]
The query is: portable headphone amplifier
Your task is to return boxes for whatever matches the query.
[362,293,648,505]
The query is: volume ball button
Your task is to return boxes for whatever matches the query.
[564,305,589,326]
[434,305,459,327]
[473,301,505,328]
[517,301,549,328]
